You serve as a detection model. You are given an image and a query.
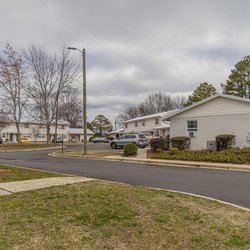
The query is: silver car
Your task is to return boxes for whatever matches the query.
[110,134,148,149]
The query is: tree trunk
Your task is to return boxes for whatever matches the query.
[16,124,20,143]
[46,126,50,145]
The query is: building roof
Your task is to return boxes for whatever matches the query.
[109,128,124,134]
[123,110,178,123]
[162,93,250,121]
[153,122,170,130]
[69,128,94,135]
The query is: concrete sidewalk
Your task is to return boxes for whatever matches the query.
[0,177,94,195]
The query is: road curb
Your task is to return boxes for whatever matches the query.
[0,146,62,152]
[49,152,250,172]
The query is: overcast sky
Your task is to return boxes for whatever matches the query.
[1,0,250,123]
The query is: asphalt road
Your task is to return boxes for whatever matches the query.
[0,143,250,209]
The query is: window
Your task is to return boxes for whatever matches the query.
[155,118,159,125]
[187,120,197,137]
[142,120,145,126]
[24,124,29,128]
[125,135,136,139]
[23,133,31,138]
[135,121,138,127]
[125,124,128,128]
[38,134,45,139]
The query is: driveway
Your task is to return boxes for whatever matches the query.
[0,143,250,209]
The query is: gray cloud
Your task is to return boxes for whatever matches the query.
[1,0,250,122]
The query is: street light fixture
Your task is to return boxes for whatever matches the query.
[67,47,87,155]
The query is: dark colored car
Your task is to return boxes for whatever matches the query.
[0,137,2,144]
[51,138,63,143]
[110,134,148,149]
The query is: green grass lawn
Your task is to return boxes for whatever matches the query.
[0,164,62,183]
[0,143,57,151]
[0,181,249,249]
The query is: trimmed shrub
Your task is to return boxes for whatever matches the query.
[216,134,236,151]
[151,148,250,165]
[123,143,138,156]
[149,138,170,152]
[171,136,191,150]
[169,147,179,155]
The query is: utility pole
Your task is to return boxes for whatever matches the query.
[67,46,87,155]
[82,49,87,155]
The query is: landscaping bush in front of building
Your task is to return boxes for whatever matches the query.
[123,143,138,156]
[151,148,250,164]
[149,137,170,152]
[170,136,191,150]
[216,134,236,151]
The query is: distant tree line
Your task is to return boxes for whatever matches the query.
[117,92,186,126]
[117,54,250,126]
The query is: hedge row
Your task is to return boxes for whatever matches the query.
[152,148,250,164]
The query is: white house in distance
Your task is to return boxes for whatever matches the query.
[0,120,70,142]
[123,111,177,138]
[162,93,250,150]
[69,128,94,142]
[108,128,124,139]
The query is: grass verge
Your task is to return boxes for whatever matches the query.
[151,148,250,164]
[0,143,57,151]
[0,181,249,249]
[0,164,62,183]
[62,149,123,157]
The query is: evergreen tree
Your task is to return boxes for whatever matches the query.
[91,114,113,136]
[184,82,216,107]
[222,55,250,98]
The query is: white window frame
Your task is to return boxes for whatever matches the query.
[187,120,198,137]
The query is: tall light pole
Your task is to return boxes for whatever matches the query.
[67,47,87,155]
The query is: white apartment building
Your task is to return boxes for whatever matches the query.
[162,93,250,150]
[123,110,177,138]
[0,120,70,142]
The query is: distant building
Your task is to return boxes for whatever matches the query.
[123,110,177,138]
[0,120,70,142]
[163,93,250,150]
[108,128,124,139]
[69,128,94,142]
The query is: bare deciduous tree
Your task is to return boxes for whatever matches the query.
[0,109,9,136]
[117,92,186,125]
[24,44,78,144]
[58,87,82,127]
[53,46,79,141]
[0,44,27,142]
[116,106,140,127]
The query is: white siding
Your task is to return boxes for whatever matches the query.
[176,96,250,118]
[170,113,250,150]
[124,117,157,133]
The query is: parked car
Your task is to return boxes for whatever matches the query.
[92,137,109,143]
[0,137,2,144]
[110,134,149,149]
[20,138,29,144]
[51,138,63,143]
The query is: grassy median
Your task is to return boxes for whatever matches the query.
[0,164,62,183]
[0,181,249,249]
[62,149,123,157]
